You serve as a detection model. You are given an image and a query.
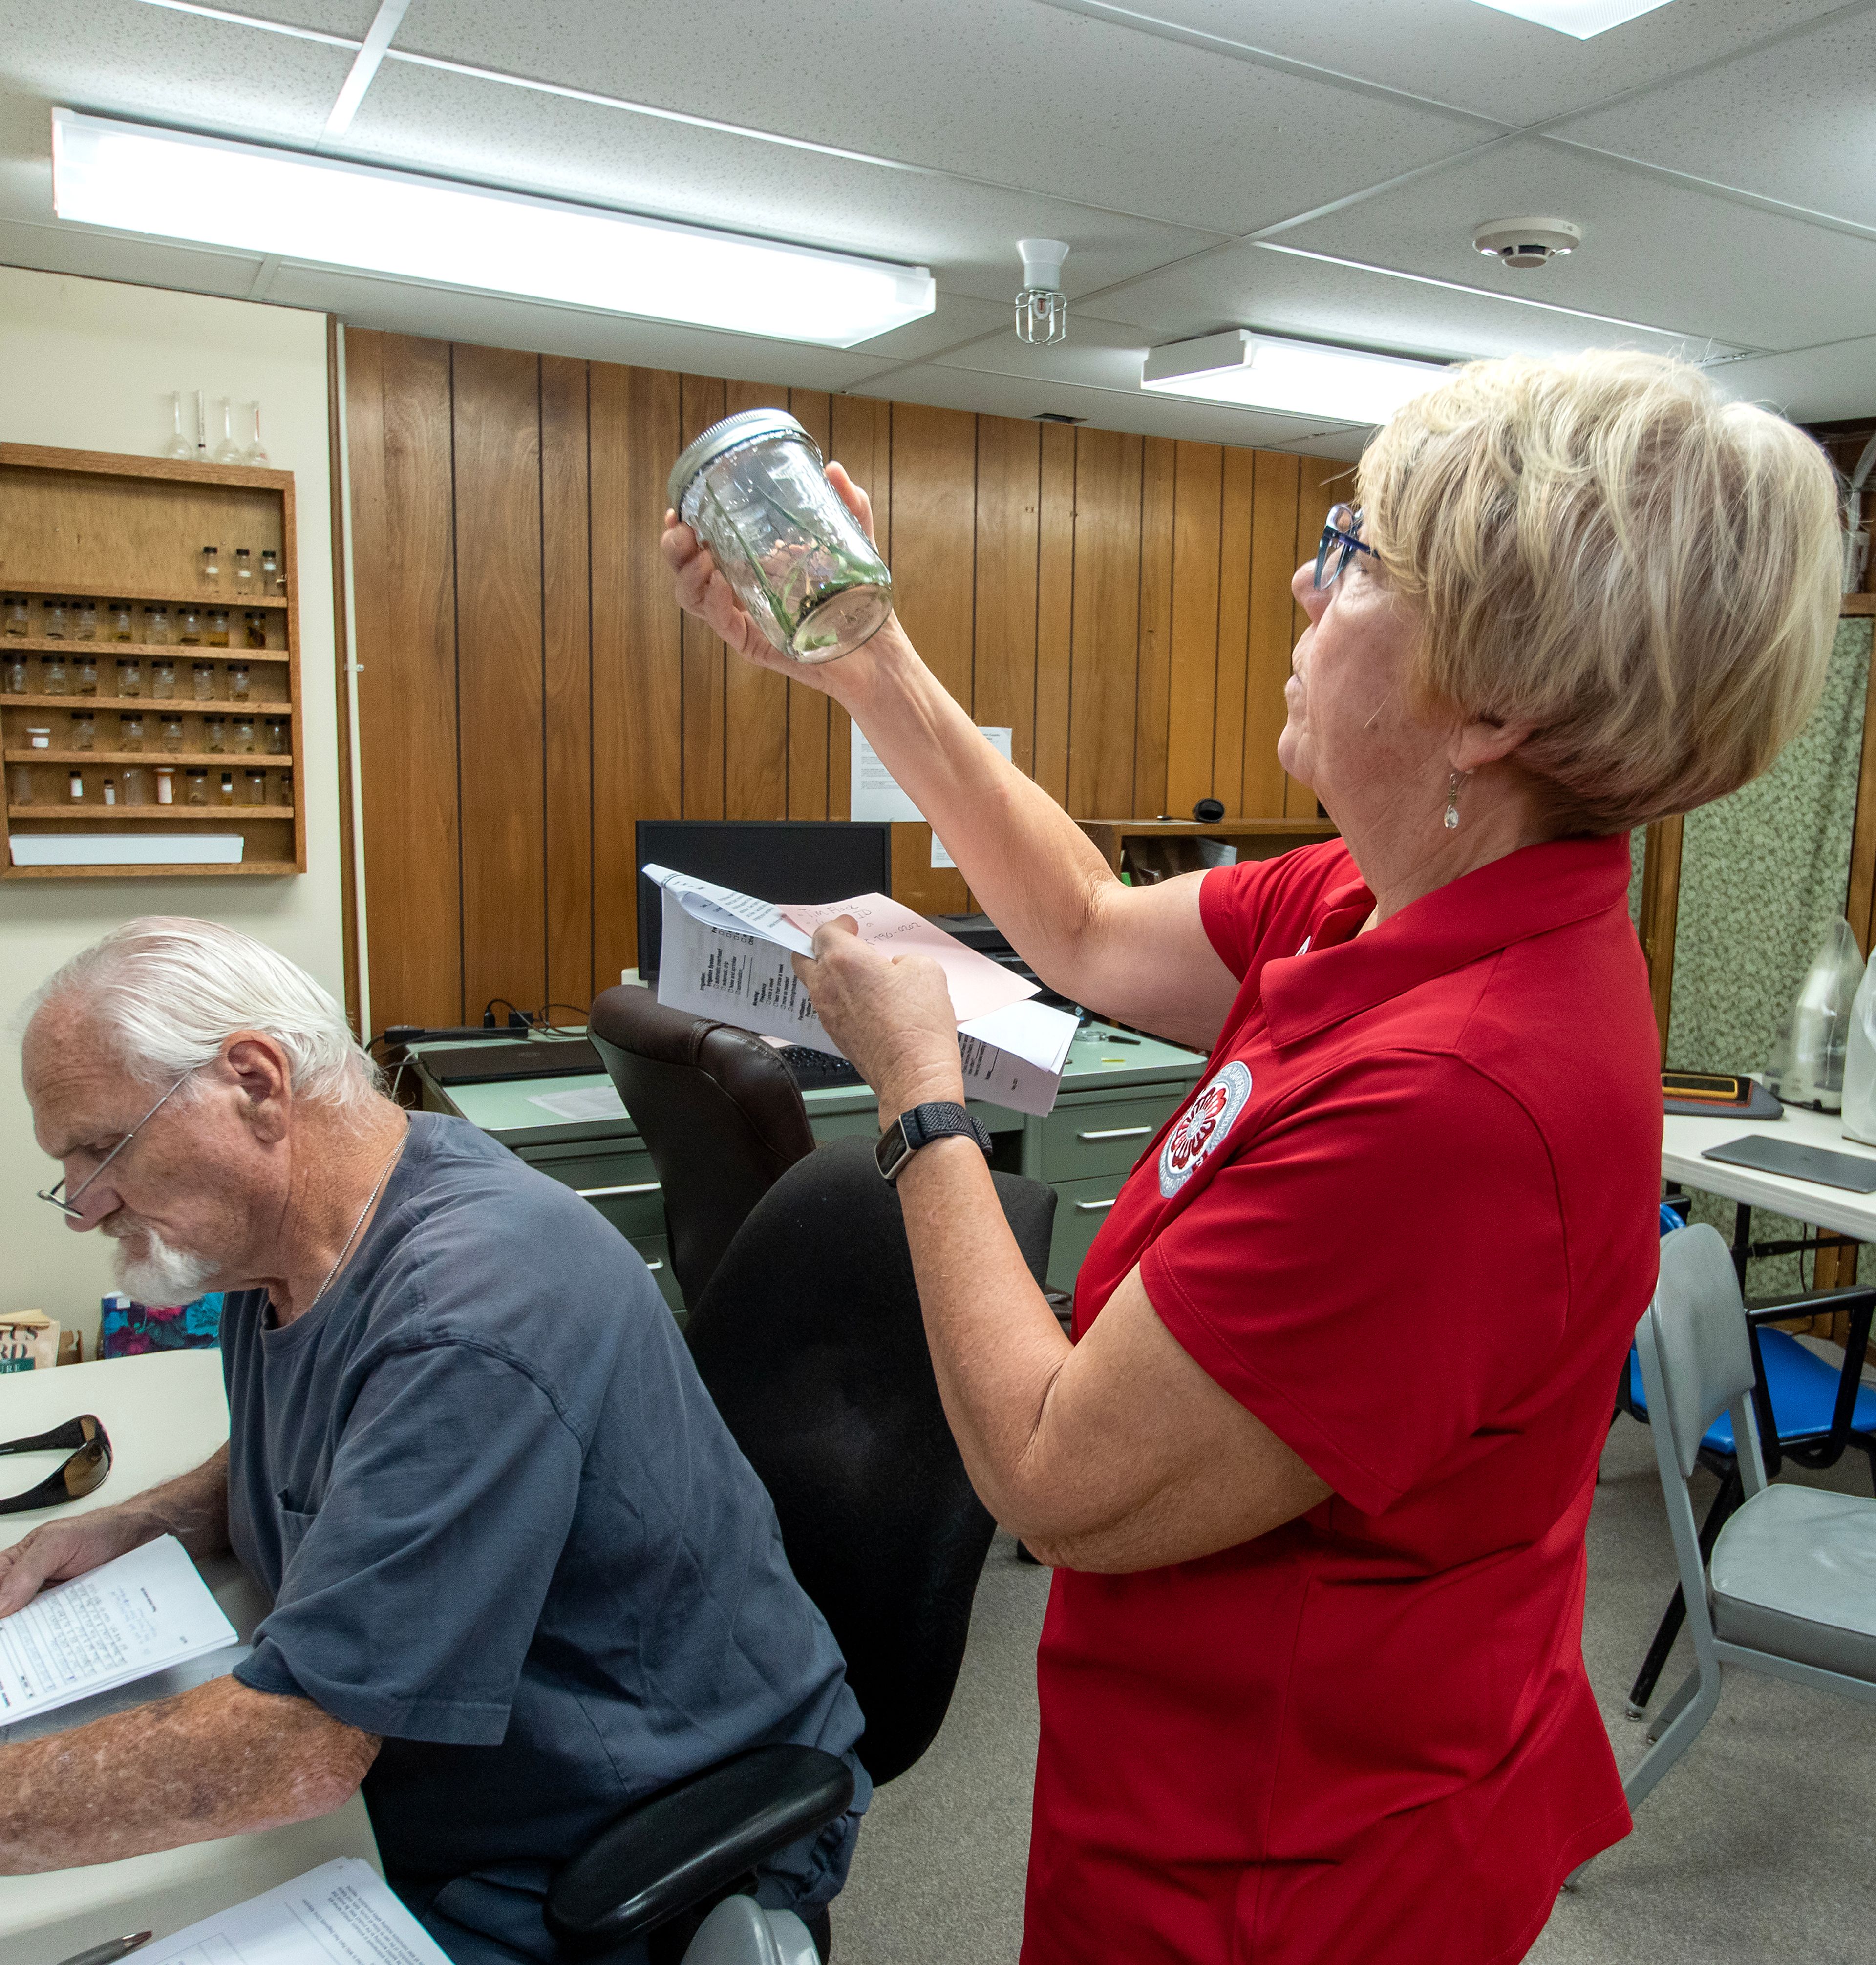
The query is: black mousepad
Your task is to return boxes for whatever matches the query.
[1701,1134,1876,1194]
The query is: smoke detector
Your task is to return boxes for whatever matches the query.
[1472,217,1582,269]
[1015,239,1069,345]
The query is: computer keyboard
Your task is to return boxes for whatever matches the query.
[776,1046,868,1088]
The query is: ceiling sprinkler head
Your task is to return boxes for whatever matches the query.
[1016,238,1070,346]
[1472,217,1582,269]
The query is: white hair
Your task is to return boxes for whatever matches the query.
[24,916,384,1115]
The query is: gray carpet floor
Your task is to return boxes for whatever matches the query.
[835,1387,1876,1963]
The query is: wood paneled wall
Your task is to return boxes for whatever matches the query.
[343,329,1346,1035]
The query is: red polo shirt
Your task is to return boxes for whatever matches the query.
[1023,833,1660,1965]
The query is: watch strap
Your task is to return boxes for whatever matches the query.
[876,1100,992,1182]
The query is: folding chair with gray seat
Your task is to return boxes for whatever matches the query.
[1615,1222,1876,1828]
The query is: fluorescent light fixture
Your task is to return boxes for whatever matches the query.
[1141,330,1450,425]
[50,108,935,348]
[1466,0,1674,37]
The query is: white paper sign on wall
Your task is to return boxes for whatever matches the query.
[849,724,1013,840]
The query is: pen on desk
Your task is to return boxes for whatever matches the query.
[54,1934,152,1965]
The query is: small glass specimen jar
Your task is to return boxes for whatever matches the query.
[75,599,98,641]
[192,661,216,700]
[75,654,98,697]
[3,654,26,695]
[232,715,256,754]
[146,605,171,646]
[185,769,208,805]
[109,600,134,642]
[203,714,227,754]
[264,715,288,755]
[3,594,27,637]
[117,657,142,698]
[228,662,251,702]
[69,711,96,752]
[207,609,230,649]
[151,659,177,700]
[121,712,146,752]
[160,715,185,753]
[42,655,67,696]
[668,409,893,664]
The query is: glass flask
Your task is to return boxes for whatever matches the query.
[110,600,134,641]
[155,767,175,805]
[213,399,242,466]
[232,716,256,754]
[203,714,227,754]
[207,609,231,649]
[117,658,142,698]
[42,655,67,696]
[668,409,893,664]
[146,605,171,646]
[121,713,146,752]
[185,769,208,806]
[123,766,147,807]
[180,608,202,647]
[244,611,269,650]
[160,716,184,753]
[244,402,269,467]
[152,660,177,700]
[9,763,31,806]
[228,662,251,702]
[243,767,267,805]
[75,655,98,697]
[70,712,95,752]
[162,390,193,461]
[264,716,288,756]
[218,770,235,806]
[199,546,219,587]
[4,654,26,695]
[3,594,26,636]
[75,599,98,641]
[43,598,67,639]
[192,662,216,701]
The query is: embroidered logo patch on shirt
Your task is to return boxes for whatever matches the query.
[1159,1059,1252,1197]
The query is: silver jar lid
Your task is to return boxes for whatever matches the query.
[667,408,819,512]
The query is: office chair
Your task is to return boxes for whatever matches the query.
[589,984,815,1309]
[1615,1213,1876,1715]
[545,1133,1058,1963]
[1580,1224,1876,1862]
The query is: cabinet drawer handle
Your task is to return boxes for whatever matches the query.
[1076,1125,1153,1141]
[576,1181,661,1199]
[1074,1198,1117,1213]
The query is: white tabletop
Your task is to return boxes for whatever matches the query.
[1663,1101,1876,1239]
[0,1350,380,1953]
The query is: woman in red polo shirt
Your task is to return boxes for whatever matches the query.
[662,351,1841,1963]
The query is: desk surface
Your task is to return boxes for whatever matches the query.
[418,1023,1208,1146]
[0,1352,381,1952]
[1664,1101,1876,1239]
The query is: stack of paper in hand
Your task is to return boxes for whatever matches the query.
[644,866,1079,1117]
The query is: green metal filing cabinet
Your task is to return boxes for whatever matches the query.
[413,1028,1203,1312]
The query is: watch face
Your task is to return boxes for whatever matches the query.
[875,1122,912,1183]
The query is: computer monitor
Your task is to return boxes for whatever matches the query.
[635,820,893,982]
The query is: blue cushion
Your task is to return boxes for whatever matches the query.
[1627,1326,1876,1456]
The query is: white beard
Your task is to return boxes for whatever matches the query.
[112,1227,216,1307]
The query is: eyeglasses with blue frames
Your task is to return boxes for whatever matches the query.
[1314,504,1377,591]
[36,1070,196,1220]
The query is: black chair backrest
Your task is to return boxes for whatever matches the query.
[686,1133,1056,1787]
[589,985,815,1310]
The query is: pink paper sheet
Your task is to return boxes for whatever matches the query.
[779,892,1037,1024]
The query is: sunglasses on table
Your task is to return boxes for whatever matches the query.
[0,1415,112,1516]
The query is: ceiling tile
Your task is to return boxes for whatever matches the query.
[0,0,357,146]
[1073,232,1726,363]
[1273,135,1876,350]
[237,0,379,33]
[1039,0,1858,126]
[386,0,1491,235]
[1711,335,1876,424]
[337,57,1222,304]
[1547,11,1876,230]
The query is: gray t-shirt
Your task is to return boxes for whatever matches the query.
[224,1112,867,1962]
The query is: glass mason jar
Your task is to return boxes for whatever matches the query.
[3,654,26,694]
[264,716,288,755]
[151,659,177,700]
[75,655,98,697]
[232,716,256,754]
[75,599,98,640]
[42,655,68,695]
[70,711,96,752]
[110,600,134,641]
[146,605,171,646]
[668,409,893,664]
[160,715,185,753]
[192,661,216,700]
[3,594,27,636]
[121,712,146,752]
[203,714,227,754]
[117,657,142,698]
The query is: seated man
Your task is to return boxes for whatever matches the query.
[1,916,867,1963]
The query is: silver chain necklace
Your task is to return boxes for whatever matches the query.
[299,1134,405,1315]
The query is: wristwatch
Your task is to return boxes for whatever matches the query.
[876,1101,994,1184]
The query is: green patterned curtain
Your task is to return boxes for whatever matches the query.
[1667,616,1873,1294]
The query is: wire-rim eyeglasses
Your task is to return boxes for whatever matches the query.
[36,1070,196,1221]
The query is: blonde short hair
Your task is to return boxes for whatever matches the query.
[1359,350,1842,832]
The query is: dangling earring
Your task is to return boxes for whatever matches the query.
[1444,770,1464,831]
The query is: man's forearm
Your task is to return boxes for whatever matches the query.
[117,1444,233,1561]
[0,1675,379,1872]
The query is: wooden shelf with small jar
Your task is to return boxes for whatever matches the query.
[0,443,305,878]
